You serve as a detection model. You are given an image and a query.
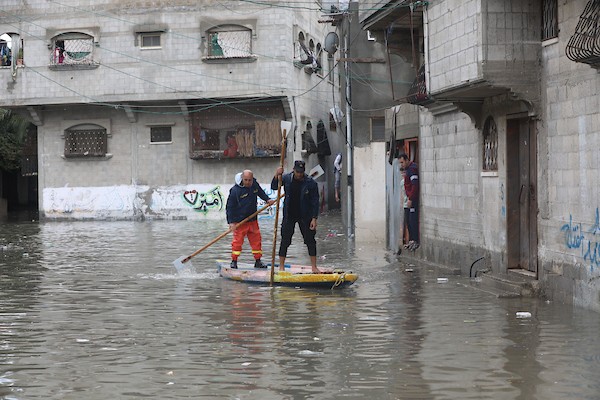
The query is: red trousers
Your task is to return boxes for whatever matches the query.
[231,220,263,261]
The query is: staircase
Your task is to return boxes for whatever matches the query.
[470,269,540,298]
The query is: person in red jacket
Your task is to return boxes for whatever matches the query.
[399,154,419,250]
[226,170,275,268]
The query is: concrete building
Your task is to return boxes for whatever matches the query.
[328,2,414,242]
[361,0,600,311]
[0,1,341,220]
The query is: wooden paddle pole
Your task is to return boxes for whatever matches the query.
[175,200,276,268]
[270,124,289,284]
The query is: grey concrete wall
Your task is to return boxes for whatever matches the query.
[538,0,600,311]
[1,1,338,220]
[427,0,541,101]
[417,110,491,272]
[427,0,482,92]
[0,1,309,104]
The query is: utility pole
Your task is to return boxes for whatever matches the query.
[343,14,354,238]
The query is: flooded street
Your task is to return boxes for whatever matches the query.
[1,212,600,399]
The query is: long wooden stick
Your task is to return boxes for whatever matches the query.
[178,200,276,265]
[270,129,288,284]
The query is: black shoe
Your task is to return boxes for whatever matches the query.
[254,259,267,268]
[230,260,238,269]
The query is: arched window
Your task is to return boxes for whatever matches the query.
[50,32,97,68]
[64,124,108,158]
[482,116,498,171]
[207,25,252,58]
[316,43,323,75]
[0,32,23,67]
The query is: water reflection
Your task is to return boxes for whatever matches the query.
[0,214,600,399]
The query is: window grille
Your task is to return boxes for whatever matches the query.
[407,64,432,105]
[566,0,600,68]
[150,126,172,143]
[64,128,107,158]
[482,117,498,171]
[50,33,97,68]
[542,0,559,41]
[207,29,252,58]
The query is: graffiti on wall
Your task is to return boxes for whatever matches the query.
[182,185,283,217]
[257,187,283,219]
[500,183,506,218]
[43,186,135,217]
[183,187,224,214]
[561,207,600,271]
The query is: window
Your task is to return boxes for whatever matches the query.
[371,117,385,141]
[542,0,558,41]
[207,26,252,58]
[327,52,334,83]
[482,117,498,171]
[316,43,323,75]
[302,121,318,154]
[150,126,172,143]
[140,33,161,49]
[294,32,306,68]
[64,126,107,158]
[50,32,97,69]
[0,33,23,67]
[189,112,284,159]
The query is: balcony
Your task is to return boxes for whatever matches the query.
[406,64,432,105]
[362,0,543,117]
[566,0,600,69]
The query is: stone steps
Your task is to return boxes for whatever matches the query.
[470,269,540,298]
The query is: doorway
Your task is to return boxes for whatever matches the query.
[506,118,538,274]
[0,126,38,221]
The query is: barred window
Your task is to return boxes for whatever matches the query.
[482,117,498,171]
[64,127,107,158]
[542,0,558,41]
[50,32,98,69]
[207,26,252,58]
[150,126,172,143]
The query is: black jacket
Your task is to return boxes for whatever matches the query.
[226,179,270,223]
[271,172,319,222]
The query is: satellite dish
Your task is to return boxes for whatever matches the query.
[324,32,339,55]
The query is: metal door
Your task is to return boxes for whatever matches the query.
[506,118,538,274]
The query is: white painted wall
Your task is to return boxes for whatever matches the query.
[42,183,282,221]
[354,142,387,243]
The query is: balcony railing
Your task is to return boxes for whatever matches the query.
[566,0,600,69]
[406,64,432,105]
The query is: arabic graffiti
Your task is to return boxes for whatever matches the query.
[500,183,506,218]
[183,187,224,214]
[561,208,600,271]
[257,187,283,218]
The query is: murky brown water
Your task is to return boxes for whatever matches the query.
[1,211,600,399]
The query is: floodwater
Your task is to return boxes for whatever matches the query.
[1,211,600,400]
